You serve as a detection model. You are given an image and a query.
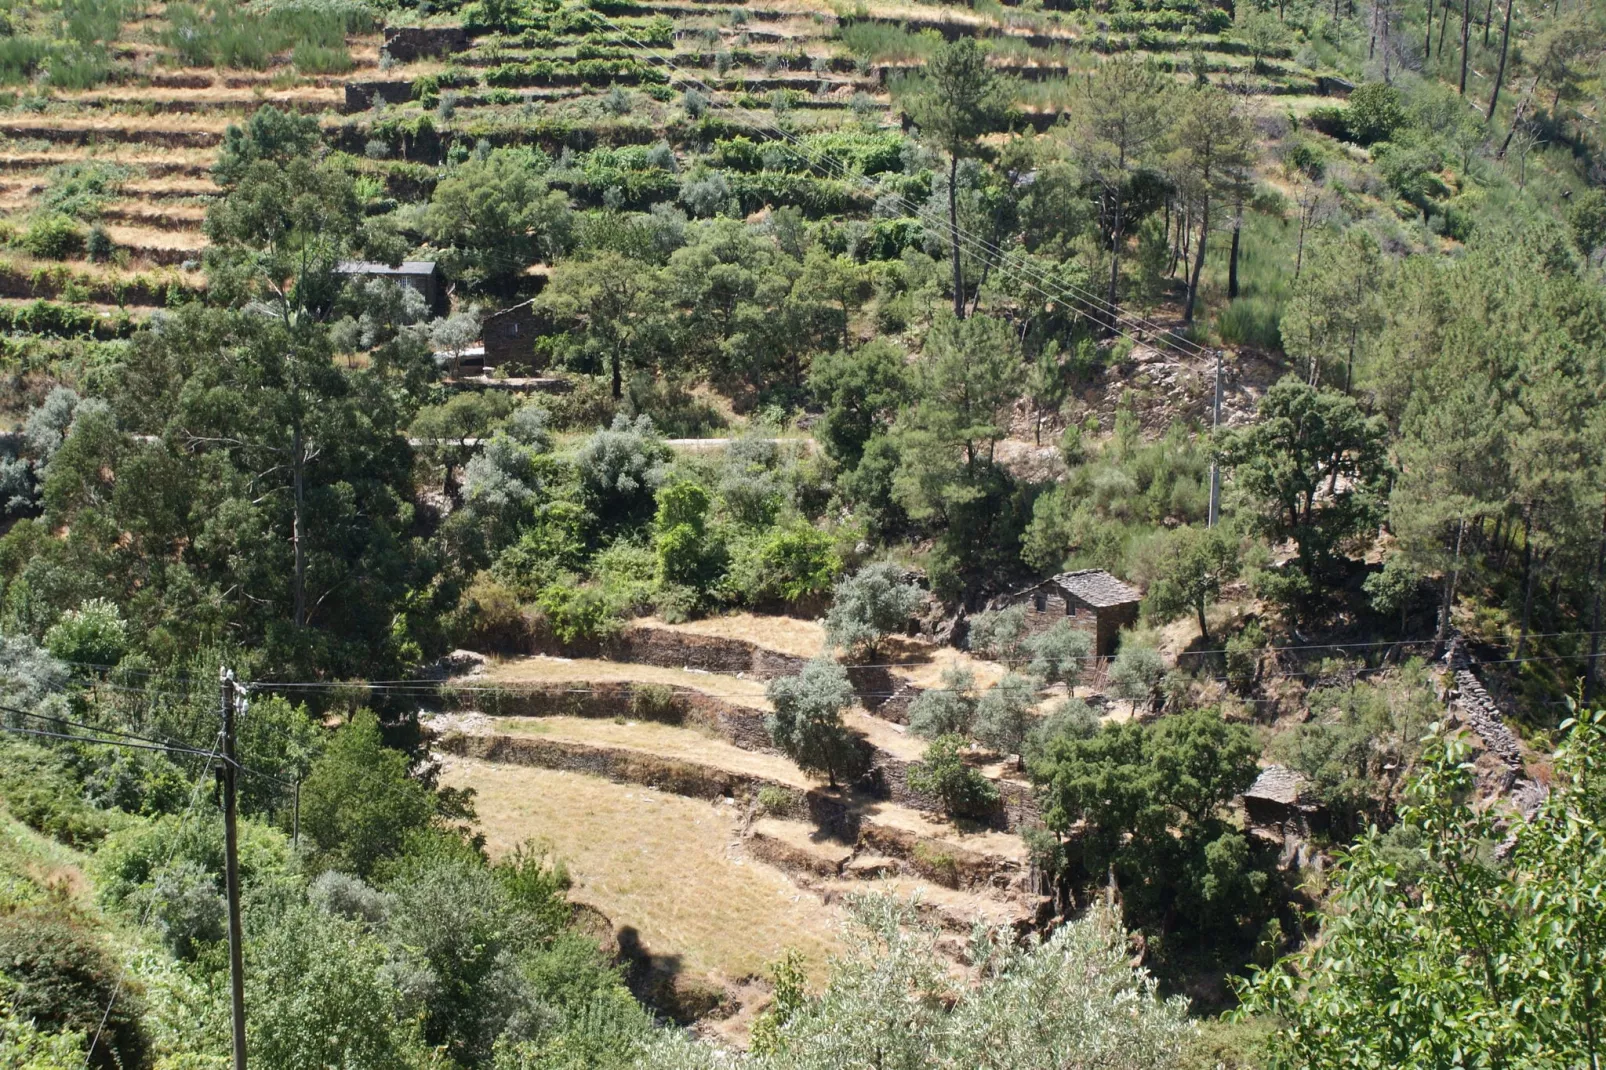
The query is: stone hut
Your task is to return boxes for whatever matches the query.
[989,569,1140,658]
[482,300,542,372]
[1243,765,1322,867]
[336,260,445,315]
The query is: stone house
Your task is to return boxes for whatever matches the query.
[482,300,542,372]
[988,569,1141,658]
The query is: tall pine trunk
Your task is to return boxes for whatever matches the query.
[1227,205,1242,299]
[949,153,965,319]
[1425,0,1435,58]
[1107,195,1124,334]
[1185,195,1209,323]
[1487,0,1514,118]
[292,424,307,631]
[1516,508,1535,657]
[1458,0,1472,94]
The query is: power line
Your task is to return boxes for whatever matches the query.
[84,728,224,1068]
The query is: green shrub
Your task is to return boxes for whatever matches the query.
[0,737,108,847]
[0,909,147,1070]
[755,785,796,816]
[537,582,625,643]
[911,842,961,887]
[629,683,684,724]
[1215,296,1283,350]
[43,598,127,669]
[907,734,1000,820]
[19,215,85,260]
[730,522,841,607]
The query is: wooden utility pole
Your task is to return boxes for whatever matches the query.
[1585,498,1606,702]
[220,668,248,1070]
[1208,350,1223,528]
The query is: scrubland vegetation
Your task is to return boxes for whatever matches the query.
[3,0,1606,1064]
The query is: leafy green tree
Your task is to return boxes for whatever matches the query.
[538,251,666,398]
[1362,554,1427,636]
[248,901,428,1070]
[1240,711,1606,1070]
[1138,525,1240,643]
[764,657,863,787]
[1343,82,1406,145]
[1218,377,1389,577]
[908,733,1001,819]
[299,710,434,878]
[425,147,573,296]
[892,313,1026,586]
[410,391,516,500]
[213,104,322,187]
[1239,10,1290,72]
[1033,707,1265,936]
[824,562,925,658]
[806,340,907,469]
[903,38,1013,318]
[1170,85,1256,323]
[1280,230,1385,392]
[654,480,720,591]
[1024,619,1094,687]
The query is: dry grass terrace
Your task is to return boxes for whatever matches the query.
[438,758,844,981]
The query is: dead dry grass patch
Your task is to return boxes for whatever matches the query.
[481,655,773,709]
[482,715,814,787]
[641,612,827,660]
[438,758,844,982]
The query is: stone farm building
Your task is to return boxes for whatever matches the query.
[335,260,446,315]
[988,569,1141,658]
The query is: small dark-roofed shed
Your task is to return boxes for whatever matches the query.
[989,568,1141,658]
[336,260,444,314]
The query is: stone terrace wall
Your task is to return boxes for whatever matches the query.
[603,626,811,680]
[382,26,468,61]
[445,680,774,753]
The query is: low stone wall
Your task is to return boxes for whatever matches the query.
[604,626,812,681]
[444,680,775,753]
[343,80,414,113]
[382,26,468,61]
[437,731,855,835]
[438,731,789,802]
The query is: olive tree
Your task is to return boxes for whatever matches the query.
[824,563,924,658]
[765,657,864,788]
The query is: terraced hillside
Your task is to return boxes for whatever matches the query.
[0,0,1357,426]
[425,616,1052,1028]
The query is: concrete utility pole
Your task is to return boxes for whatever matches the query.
[1208,349,1223,527]
[220,668,247,1070]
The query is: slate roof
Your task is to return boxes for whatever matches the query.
[1244,765,1306,806]
[1048,569,1141,609]
[336,260,439,276]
